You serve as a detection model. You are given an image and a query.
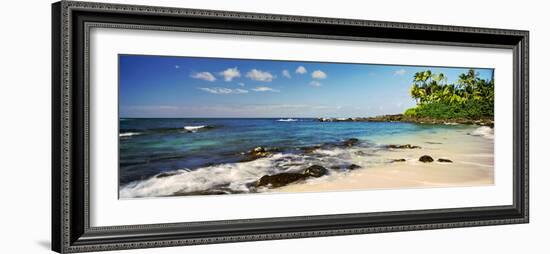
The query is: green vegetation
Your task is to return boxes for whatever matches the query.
[404,69,494,119]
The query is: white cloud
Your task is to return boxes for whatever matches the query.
[219,67,241,82]
[282,69,291,79]
[246,69,275,82]
[311,70,327,79]
[309,81,322,87]
[199,87,248,94]
[252,86,279,92]
[238,82,245,87]
[191,72,216,82]
[394,69,406,76]
[295,66,307,74]
[175,65,180,69]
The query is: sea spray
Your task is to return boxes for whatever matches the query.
[119,145,381,198]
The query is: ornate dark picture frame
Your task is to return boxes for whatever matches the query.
[52,1,529,253]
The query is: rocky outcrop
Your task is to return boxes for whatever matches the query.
[256,165,328,188]
[256,173,308,188]
[392,159,406,163]
[241,146,277,162]
[304,165,328,177]
[318,117,355,122]
[419,155,434,162]
[317,114,494,127]
[437,158,453,163]
[347,164,361,170]
[387,144,421,149]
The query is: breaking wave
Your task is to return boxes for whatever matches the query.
[119,144,382,198]
[184,125,208,132]
[469,126,494,139]
[276,118,298,122]
[119,132,141,137]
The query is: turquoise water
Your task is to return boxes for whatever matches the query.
[119,118,468,190]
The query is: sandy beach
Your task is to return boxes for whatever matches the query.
[119,120,494,198]
[277,126,494,193]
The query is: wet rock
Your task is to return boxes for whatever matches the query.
[241,146,272,162]
[304,165,328,177]
[437,158,453,163]
[256,173,308,188]
[419,155,434,162]
[252,146,266,153]
[347,164,361,170]
[342,138,360,147]
[387,144,421,149]
[256,165,329,188]
[391,159,406,163]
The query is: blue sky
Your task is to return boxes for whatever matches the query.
[119,55,494,118]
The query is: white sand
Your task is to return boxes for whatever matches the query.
[276,126,494,193]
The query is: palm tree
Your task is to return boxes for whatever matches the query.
[410,84,428,104]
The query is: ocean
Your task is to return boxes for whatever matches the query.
[118,118,493,198]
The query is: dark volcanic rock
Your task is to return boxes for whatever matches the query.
[387,144,421,149]
[347,164,361,170]
[437,158,453,163]
[419,155,434,163]
[256,165,329,188]
[256,173,308,188]
[241,146,272,162]
[304,165,328,177]
[391,159,406,163]
[342,138,360,147]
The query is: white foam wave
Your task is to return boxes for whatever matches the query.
[119,153,298,198]
[119,146,377,198]
[184,125,207,132]
[469,126,494,139]
[276,118,298,122]
[119,132,141,137]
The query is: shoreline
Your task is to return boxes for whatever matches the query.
[277,125,494,193]
[318,114,494,127]
[120,123,494,198]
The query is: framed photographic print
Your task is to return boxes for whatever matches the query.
[52,1,529,253]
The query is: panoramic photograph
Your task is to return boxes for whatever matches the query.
[118,55,495,198]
